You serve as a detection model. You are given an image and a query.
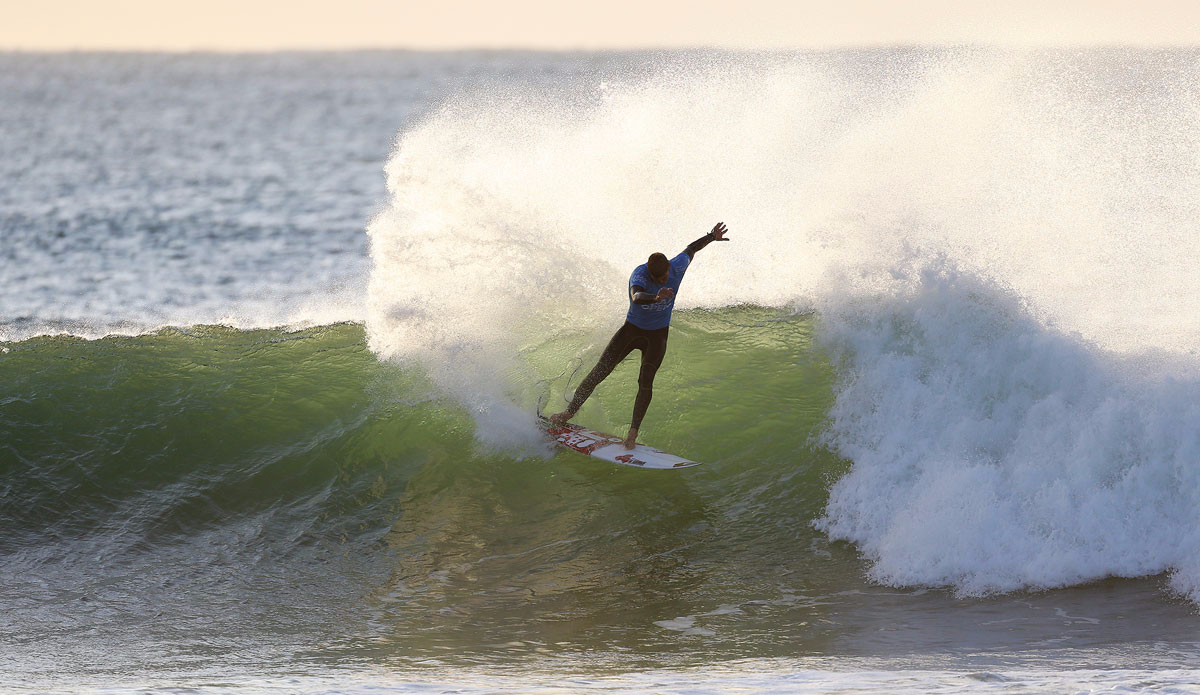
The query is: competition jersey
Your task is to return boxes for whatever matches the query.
[626,251,691,330]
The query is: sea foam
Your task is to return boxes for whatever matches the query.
[815,259,1200,602]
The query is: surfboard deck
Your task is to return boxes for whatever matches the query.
[538,415,701,469]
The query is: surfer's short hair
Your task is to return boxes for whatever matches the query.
[648,253,669,277]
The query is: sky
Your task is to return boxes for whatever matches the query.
[3,0,1199,51]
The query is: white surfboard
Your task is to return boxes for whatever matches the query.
[538,416,701,469]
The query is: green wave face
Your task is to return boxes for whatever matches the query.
[1,310,854,670]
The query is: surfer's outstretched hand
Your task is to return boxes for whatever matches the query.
[711,222,730,241]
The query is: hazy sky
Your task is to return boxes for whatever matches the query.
[4,0,1199,50]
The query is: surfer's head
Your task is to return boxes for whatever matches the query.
[648,253,669,283]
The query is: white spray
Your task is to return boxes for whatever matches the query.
[366,48,1200,599]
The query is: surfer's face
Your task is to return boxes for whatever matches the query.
[651,271,669,284]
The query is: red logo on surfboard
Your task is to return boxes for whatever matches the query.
[545,423,609,455]
[614,453,647,466]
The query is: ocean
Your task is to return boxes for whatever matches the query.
[2,48,1199,693]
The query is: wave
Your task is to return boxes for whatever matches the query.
[5,48,1199,610]
[6,303,1200,613]
[363,48,1200,603]
[815,259,1200,603]
[0,315,832,549]
[0,316,843,656]
[1,325,391,550]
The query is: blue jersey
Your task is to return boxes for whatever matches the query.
[626,252,691,330]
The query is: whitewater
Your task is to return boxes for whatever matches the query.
[3,48,1199,693]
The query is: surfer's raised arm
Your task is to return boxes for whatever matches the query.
[632,222,729,302]
[684,221,730,258]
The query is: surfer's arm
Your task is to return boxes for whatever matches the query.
[630,285,671,304]
[684,222,730,258]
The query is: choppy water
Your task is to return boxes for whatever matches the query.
[3,49,1200,693]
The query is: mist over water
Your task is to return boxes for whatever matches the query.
[367,47,1200,599]
[370,48,1200,358]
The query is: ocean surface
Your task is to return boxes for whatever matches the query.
[3,48,1200,693]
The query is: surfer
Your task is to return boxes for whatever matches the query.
[549,222,730,449]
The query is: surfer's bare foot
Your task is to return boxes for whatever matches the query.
[549,410,574,425]
[623,428,638,450]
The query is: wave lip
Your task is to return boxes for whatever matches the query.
[815,261,1200,602]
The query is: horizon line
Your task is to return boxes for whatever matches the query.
[3,40,1199,55]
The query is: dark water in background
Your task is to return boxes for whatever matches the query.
[3,50,1200,692]
[0,51,649,339]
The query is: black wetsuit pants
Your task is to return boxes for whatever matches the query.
[567,321,669,429]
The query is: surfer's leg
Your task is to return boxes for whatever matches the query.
[629,327,669,432]
[552,323,637,423]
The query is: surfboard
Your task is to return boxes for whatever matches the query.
[538,415,701,469]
